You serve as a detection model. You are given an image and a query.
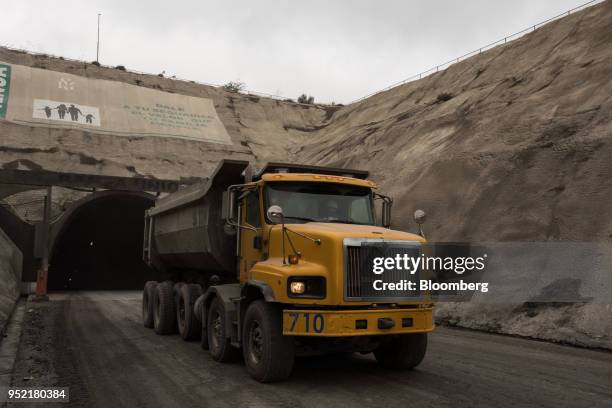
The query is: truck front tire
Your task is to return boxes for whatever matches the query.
[142,281,157,328]
[153,280,177,335]
[374,333,427,370]
[242,300,295,383]
[177,284,202,341]
[207,297,240,362]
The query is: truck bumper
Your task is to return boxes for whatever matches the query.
[282,308,434,337]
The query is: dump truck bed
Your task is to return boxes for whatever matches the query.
[143,159,249,276]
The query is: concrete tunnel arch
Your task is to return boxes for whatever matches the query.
[48,190,158,291]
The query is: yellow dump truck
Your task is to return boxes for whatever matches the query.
[142,160,433,382]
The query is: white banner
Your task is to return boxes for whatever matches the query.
[0,61,231,144]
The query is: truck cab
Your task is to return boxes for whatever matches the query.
[142,160,433,382]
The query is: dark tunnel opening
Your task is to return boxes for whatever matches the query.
[49,194,157,291]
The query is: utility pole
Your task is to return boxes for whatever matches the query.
[96,13,101,63]
[35,186,52,300]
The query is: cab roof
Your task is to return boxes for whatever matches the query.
[260,172,377,189]
[254,162,369,180]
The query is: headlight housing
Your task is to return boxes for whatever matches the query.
[287,276,326,299]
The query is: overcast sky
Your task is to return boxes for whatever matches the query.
[1,0,588,103]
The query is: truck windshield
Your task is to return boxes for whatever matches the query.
[265,182,374,225]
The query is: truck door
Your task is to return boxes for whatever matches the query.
[239,190,263,282]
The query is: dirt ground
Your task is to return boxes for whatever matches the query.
[7,292,612,408]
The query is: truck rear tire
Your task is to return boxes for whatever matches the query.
[153,280,177,335]
[177,284,202,341]
[194,294,209,350]
[201,321,209,350]
[207,297,240,362]
[242,300,295,383]
[374,333,427,370]
[198,296,209,350]
[173,282,185,301]
[142,281,158,328]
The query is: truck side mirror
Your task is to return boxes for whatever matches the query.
[267,205,284,224]
[414,209,426,237]
[414,209,426,224]
[382,200,392,228]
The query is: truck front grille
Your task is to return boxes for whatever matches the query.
[344,239,422,301]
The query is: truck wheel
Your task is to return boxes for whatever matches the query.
[242,300,295,382]
[197,295,209,350]
[177,284,202,341]
[173,282,185,301]
[153,280,177,335]
[142,281,157,328]
[201,321,209,350]
[207,297,240,362]
[374,333,427,369]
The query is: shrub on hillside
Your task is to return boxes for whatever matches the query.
[297,94,315,104]
[223,81,245,93]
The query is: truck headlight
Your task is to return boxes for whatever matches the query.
[290,281,306,294]
[287,277,326,298]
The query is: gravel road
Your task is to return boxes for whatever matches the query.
[8,291,612,408]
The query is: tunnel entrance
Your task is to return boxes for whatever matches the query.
[49,193,156,290]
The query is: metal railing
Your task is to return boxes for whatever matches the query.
[349,0,604,104]
[0,0,605,107]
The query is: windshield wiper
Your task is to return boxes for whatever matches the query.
[283,215,318,223]
[283,216,371,225]
[329,219,371,225]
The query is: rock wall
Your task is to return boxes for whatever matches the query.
[0,227,22,334]
[301,1,612,242]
